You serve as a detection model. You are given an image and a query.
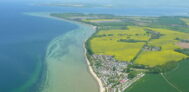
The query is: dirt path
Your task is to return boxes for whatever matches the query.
[161,73,183,92]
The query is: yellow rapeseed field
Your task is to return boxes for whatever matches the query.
[135,50,187,67]
[90,26,149,62]
[135,28,189,66]
[90,26,189,66]
[180,18,189,25]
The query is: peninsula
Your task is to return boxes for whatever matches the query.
[50,13,189,92]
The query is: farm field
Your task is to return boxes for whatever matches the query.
[51,13,189,92]
[83,19,121,23]
[135,28,189,66]
[89,25,189,92]
[126,59,189,92]
[125,74,178,92]
[180,18,189,25]
[89,26,150,62]
[90,25,189,66]
[135,50,187,66]
[164,59,189,92]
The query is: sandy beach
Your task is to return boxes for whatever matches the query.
[27,12,100,92]
[83,41,106,92]
[27,12,105,92]
[48,12,105,92]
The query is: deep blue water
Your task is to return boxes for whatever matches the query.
[0,2,78,92]
[0,1,189,92]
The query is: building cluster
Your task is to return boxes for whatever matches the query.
[143,45,161,51]
[91,55,144,92]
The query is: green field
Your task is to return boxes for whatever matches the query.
[83,19,120,23]
[165,59,189,92]
[126,59,189,92]
[125,74,178,92]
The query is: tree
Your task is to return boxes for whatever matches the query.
[128,71,137,79]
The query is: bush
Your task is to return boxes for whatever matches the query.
[149,61,178,73]
[175,48,189,56]
[128,71,137,79]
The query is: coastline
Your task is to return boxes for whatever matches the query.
[83,41,106,92]
[43,12,106,92]
[18,12,189,92]
[48,13,106,92]
[27,12,101,92]
[26,12,144,92]
[24,12,95,29]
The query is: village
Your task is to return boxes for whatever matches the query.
[91,55,144,92]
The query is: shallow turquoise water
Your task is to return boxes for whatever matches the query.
[42,20,99,92]
[1,1,189,92]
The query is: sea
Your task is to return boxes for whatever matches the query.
[0,1,189,92]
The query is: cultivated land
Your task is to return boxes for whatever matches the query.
[51,13,189,92]
[90,26,149,62]
[90,26,189,67]
[135,28,189,66]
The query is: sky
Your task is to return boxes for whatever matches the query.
[2,0,189,8]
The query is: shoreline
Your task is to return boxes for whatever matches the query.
[26,12,144,92]
[49,13,106,92]
[24,12,95,29]
[26,12,103,92]
[22,12,189,92]
[83,41,106,92]
[45,12,106,92]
